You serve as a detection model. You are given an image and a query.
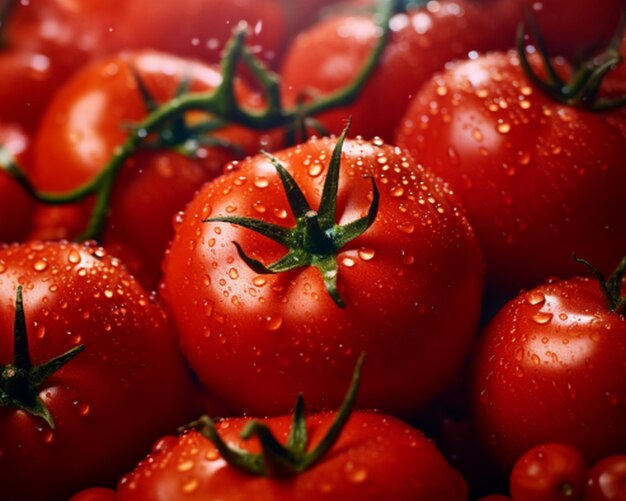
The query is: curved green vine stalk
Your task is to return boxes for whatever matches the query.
[0,0,394,243]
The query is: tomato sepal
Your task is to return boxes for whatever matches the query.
[183,353,364,477]
[204,122,379,307]
[0,285,84,429]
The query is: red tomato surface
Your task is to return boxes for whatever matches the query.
[116,412,467,500]
[113,0,287,67]
[396,51,626,298]
[0,241,200,501]
[280,0,516,142]
[509,443,587,501]
[471,276,626,469]
[162,135,484,417]
[586,455,626,501]
[0,122,34,242]
[30,50,272,288]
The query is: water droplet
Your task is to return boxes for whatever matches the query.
[341,257,356,268]
[526,291,546,306]
[472,128,484,142]
[397,223,415,234]
[205,449,219,461]
[79,403,90,416]
[436,85,448,96]
[181,479,199,494]
[177,460,195,472]
[496,121,511,134]
[253,277,267,287]
[521,86,533,96]
[531,354,541,365]
[358,248,375,261]
[254,177,269,188]
[261,314,283,331]
[475,88,488,98]
[68,250,82,265]
[390,186,404,197]
[228,268,239,280]
[33,260,49,272]
[514,347,524,362]
[308,163,323,177]
[532,312,553,325]
[0,260,6,274]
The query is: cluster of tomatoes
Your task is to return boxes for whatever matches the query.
[0,0,625,499]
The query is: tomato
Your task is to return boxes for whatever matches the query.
[0,241,200,501]
[162,132,484,417]
[509,443,587,501]
[496,0,624,59]
[470,271,626,469]
[280,0,516,142]
[116,411,467,500]
[396,51,626,298]
[69,487,117,501]
[0,122,35,242]
[586,455,626,501]
[114,0,288,67]
[29,50,272,289]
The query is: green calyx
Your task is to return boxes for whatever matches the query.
[517,12,626,111]
[204,121,379,308]
[184,353,364,477]
[0,286,84,429]
[573,254,626,314]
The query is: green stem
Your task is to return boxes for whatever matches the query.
[0,0,393,243]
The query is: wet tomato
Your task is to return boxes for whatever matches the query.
[162,132,484,418]
[396,51,626,298]
[586,455,626,501]
[471,267,626,469]
[29,50,272,288]
[509,443,587,501]
[280,0,516,141]
[0,241,199,501]
[115,411,467,500]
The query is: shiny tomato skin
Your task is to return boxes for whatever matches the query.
[585,455,626,501]
[116,412,467,501]
[396,51,626,298]
[30,50,270,288]
[471,277,626,470]
[0,122,34,242]
[509,443,587,501]
[0,241,200,501]
[280,0,515,142]
[162,136,484,418]
[113,0,287,66]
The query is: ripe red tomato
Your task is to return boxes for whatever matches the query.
[586,455,626,501]
[115,411,467,500]
[0,122,35,242]
[162,133,484,417]
[280,0,516,141]
[470,273,626,469]
[29,50,272,288]
[0,241,200,501]
[509,443,587,501]
[396,51,626,298]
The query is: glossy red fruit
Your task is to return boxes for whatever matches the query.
[162,134,484,418]
[471,274,626,469]
[586,455,626,501]
[396,51,626,298]
[30,50,272,288]
[509,443,586,501]
[281,0,516,141]
[0,241,200,501]
[0,122,35,242]
[116,412,468,501]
